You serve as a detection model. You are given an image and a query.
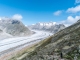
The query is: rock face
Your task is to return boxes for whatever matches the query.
[21,20,80,60]
[0,19,32,36]
[28,22,65,33]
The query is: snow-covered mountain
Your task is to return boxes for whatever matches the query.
[28,22,65,33]
[0,17,32,36]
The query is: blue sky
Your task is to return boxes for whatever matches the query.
[0,0,80,26]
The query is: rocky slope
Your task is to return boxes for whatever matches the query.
[0,18,32,36]
[28,22,65,33]
[17,20,80,60]
[0,29,12,40]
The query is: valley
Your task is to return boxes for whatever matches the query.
[0,30,52,60]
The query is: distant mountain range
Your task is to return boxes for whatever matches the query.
[28,22,65,33]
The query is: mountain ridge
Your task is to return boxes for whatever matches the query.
[28,22,65,33]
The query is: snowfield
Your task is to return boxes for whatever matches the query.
[0,30,52,56]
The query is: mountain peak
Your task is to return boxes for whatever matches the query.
[36,22,57,26]
[0,19,32,36]
[28,22,65,33]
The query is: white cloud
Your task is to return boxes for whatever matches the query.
[0,14,23,21]
[0,17,10,20]
[12,14,23,20]
[75,0,80,4]
[60,16,80,26]
[53,10,62,16]
[66,5,80,13]
[0,17,1,20]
